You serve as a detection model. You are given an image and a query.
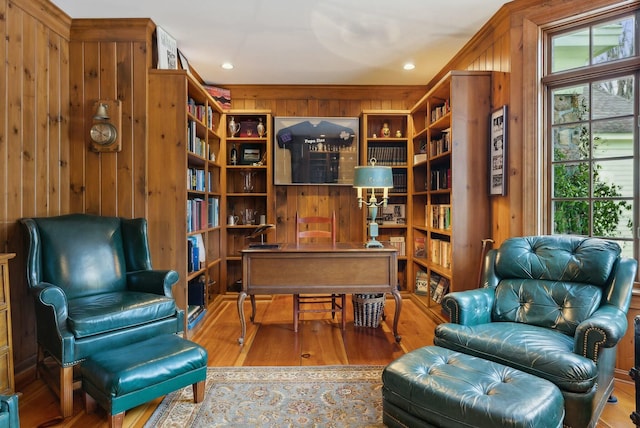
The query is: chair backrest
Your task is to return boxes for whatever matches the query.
[21,213,153,299]
[295,211,336,245]
[487,235,635,336]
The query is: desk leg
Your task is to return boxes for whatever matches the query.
[237,291,247,345]
[250,295,257,323]
[391,288,402,343]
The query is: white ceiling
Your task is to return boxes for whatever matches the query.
[50,0,508,86]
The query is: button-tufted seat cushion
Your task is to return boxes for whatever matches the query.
[434,235,637,428]
[382,346,564,428]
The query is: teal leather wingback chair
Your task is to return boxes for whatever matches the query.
[21,213,184,418]
[434,235,637,428]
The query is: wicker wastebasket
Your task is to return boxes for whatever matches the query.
[352,294,385,327]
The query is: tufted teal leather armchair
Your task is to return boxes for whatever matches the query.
[434,235,637,428]
[20,213,184,418]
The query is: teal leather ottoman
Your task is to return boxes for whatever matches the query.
[81,334,207,428]
[382,346,564,428]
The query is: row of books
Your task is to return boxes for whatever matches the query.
[431,100,451,123]
[414,269,450,303]
[187,167,211,192]
[366,145,407,166]
[431,238,452,269]
[187,197,219,232]
[387,236,406,256]
[391,173,407,193]
[429,128,450,156]
[428,204,451,230]
[187,120,213,160]
[430,167,451,190]
[187,98,215,129]
[430,272,450,303]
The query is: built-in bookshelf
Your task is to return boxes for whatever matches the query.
[147,69,223,335]
[222,111,273,292]
[409,71,492,319]
[361,110,411,290]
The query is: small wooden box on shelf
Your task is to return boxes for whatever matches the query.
[222,110,273,293]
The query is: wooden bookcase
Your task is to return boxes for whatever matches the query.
[361,111,411,290]
[410,71,492,319]
[222,110,273,292]
[147,69,224,335]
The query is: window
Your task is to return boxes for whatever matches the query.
[545,13,638,259]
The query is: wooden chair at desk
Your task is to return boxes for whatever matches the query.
[294,211,346,332]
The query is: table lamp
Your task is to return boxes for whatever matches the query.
[353,159,394,248]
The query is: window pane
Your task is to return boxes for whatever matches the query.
[553,124,590,161]
[593,199,633,237]
[592,17,635,64]
[593,159,633,198]
[592,76,633,120]
[553,200,589,234]
[554,162,589,197]
[552,28,590,72]
[552,86,590,124]
[617,240,634,258]
[592,118,634,158]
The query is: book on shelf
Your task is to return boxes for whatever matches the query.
[413,153,427,164]
[414,236,426,258]
[430,238,452,269]
[388,236,406,256]
[415,269,429,295]
[432,275,450,303]
[429,204,451,230]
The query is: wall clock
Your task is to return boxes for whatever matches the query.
[89,99,122,152]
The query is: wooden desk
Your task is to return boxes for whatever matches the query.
[238,242,400,344]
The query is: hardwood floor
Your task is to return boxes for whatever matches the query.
[17,294,635,427]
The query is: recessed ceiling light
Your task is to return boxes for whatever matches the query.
[221,62,234,70]
[403,63,415,71]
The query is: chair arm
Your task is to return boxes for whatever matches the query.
[33,283,75,364]
[127,270,179,297]
[441,288,495,325]
[574,304,628,361]
[0,394,19,428]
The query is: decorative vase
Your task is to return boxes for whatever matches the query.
[228,116,240,137]
[256,118,266,137]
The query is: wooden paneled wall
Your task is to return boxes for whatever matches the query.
[226,86,424,243]
[67,18,154,218]
[1,0,70,375]
[3,0,639,381]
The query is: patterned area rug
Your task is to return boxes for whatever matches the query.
[144,365,385,427]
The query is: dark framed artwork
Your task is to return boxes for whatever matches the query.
[240,144,262,165]
[489,105,507,196]
[274,117,359,185]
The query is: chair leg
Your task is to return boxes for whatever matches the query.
[60,365,74,418]
[341,294,346,330]
[331,295,337,319]
[293,294,300,332]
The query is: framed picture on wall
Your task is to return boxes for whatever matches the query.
[489,105,507,196]
[274,117,359,185]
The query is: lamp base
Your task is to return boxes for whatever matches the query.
[364,238,384,248]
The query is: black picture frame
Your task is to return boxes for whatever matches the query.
[240,143,262,165]
[274,117,359,185]
[489,105,507,196]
